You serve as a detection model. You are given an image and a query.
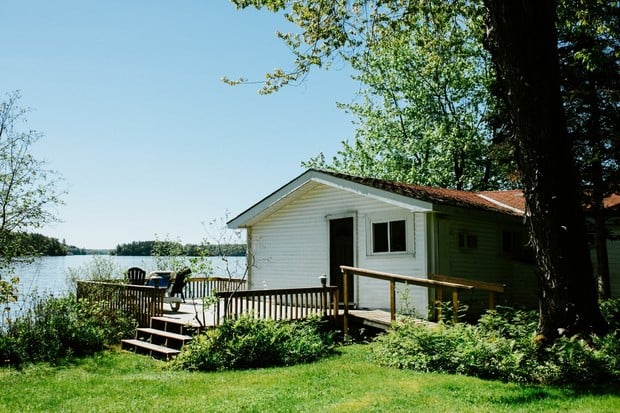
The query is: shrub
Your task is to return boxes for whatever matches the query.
[0,293,136,366]
[600,298,620,331]
[371,305,620,385]
[170,315,334,371]
[65,256,124,290]
[371,321,530,382]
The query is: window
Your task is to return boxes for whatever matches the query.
[458,231,478,249]
[502,230,521,254]
[501,229,534,262]
[372,219,407,253]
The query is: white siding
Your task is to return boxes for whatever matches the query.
[249,184,428,314]
[248,182,544,316]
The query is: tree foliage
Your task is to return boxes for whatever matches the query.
[0,91,65,305]
[303,1,514,190]
[113,240,246,257]
[11,233,68,256]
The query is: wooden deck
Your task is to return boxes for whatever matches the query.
[151,304,433,333]
[156,300,216,327]
[154,293,338,328]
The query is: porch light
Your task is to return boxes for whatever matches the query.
[319,274,327,287]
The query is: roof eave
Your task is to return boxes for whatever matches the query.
[227,169,435,229]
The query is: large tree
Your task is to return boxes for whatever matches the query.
[482,0,608,340]
[0,91,65,305]
[230,0,609,340]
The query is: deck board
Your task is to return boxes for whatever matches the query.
[162,301,434,332]
[348,309,436,330]
[349,309,393,329]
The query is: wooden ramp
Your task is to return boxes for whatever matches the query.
[348,309,437,331]
[349,309,393,330]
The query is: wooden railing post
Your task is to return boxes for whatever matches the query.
[342,267,349,340]
[452,290,459,323]
[389,279,396,322]
[436,287,443,322]
[322,285,327,318]
[332,289,339,321]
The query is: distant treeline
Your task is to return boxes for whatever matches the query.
[11,233,70,256]
[113,241,246,257]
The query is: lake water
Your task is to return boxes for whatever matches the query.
[5,255,246,316]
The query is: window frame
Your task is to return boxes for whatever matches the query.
[366,213,414,256]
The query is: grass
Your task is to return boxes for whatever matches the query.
[2,344,619,412]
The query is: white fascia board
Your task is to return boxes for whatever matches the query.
[310,176,433,212]
[228,170,434,229]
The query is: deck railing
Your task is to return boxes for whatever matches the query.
[183,276,247,300]
[340,266,475,337]
[429,273,505,314]
[76,281,165,327]
[214,286,340,325]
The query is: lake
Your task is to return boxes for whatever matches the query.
[5,255,246,314]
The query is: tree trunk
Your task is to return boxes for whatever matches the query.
[483,0,608,342]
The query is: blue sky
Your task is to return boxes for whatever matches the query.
[3,1,359,249]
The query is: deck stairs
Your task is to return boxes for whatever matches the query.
[121,316,202,360]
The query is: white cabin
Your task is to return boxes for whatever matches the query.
[228,169,617,316]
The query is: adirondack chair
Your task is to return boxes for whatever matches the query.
[146,269,191,312]
[127,267,146,285]
[169,267,191,303]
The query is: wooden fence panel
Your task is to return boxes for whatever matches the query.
[182,277,247,300]
[214,286,339,325]
[77,281,165,327]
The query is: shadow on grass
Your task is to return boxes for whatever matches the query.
[491,382,620,406]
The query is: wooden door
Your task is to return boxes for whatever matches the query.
[329,217,354,304]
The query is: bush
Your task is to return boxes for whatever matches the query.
[371,321,530,382]
[0,293,136,366]
[170,315,334,371]
[65,256,124,290]
[600,298,620,331]
[371,305,620,385]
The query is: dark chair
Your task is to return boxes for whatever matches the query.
[127,267,146,285]
[169,267,191,302]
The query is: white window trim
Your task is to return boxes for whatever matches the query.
[366,212,415,256]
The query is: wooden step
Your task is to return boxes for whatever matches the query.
[121,339,181,360]
[137,327,193,342]
[151,316,202,328]
[150,316,202,335]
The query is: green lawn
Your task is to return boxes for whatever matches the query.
[2,344,618,412]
